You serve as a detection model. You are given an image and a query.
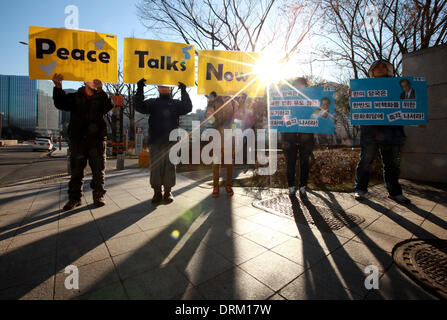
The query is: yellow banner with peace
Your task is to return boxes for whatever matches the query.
[197,50,265,97]
[28,26,118,83]
[123,38,195,86]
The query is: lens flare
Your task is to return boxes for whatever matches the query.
[170,229,180,240]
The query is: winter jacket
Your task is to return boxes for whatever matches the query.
[134,88,192,144]
[205,96,237,131]
[360,125,406,145]
[53,87,113,140]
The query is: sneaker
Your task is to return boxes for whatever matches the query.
[354,190,367,201]
[299,186,307,199]
[289,186,296,196]
[225,185,234,196]
[152,191,163,204]
[163,189,174,204]
[389,194,411,204]
[63,199,81,211]
[212,186,219,198]
[93,192,106,207]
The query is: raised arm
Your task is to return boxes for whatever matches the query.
[52,73,75,111]
[175,82,193,116]
[92,79,113,114]
[134,78,154,115]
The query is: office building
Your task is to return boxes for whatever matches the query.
[0,75,60,137]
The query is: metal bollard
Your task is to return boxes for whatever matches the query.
[116,153,125,170]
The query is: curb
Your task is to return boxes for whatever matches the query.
[0,173,70,187]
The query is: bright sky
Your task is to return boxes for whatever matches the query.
[0,0,341,111]
[0,0,208,111]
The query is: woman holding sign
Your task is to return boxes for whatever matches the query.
[205,92,239,198]
[354,60,411,204]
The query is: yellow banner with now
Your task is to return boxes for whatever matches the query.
[28,26,118,83]
[123,38,195,86]
[197,50,265,97]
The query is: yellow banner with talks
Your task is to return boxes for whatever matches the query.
[29,26,118,83]
[197,50,264,97]
[123,38,195,86]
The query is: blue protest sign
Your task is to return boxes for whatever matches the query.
[268,86,335,134]
[350,77,428,125]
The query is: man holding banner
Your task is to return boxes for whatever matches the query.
[353,59,411,204]
[135,79,192,204]
[281,77,315,198]
[52,74,113,211]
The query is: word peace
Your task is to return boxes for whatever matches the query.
[35,38,110,64]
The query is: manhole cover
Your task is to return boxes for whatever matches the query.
[393,239,447,300]
[253,194,364,231]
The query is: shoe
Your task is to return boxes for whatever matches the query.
[288,186,296,196]
[299,186,307,199]
[63,199,81,211]
[212,186,219,198]
[152,190,163,204]
[354,190,367,201]
[163,188,174,203]
[225,185,234,196]
[389,194,411,204]
[93,192,106,207]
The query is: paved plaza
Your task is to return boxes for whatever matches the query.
[0,167,445,300]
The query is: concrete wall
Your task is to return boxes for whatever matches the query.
[400,44,447,183]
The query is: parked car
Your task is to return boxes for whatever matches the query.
[33,138,53,151]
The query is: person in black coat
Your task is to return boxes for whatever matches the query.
[52,73,113,210]
[134,79,192,204]
[354,60,411,203]
[282,77,315,198]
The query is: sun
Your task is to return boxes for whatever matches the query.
[253,51,297,85]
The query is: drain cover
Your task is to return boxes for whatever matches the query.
[393,239,447,300]
[253,194,364,231]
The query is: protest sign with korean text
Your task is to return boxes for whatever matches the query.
[123,38,195,86]
[197,50,264,97]
[350,77,427,125]
[29,26,117,83]
[269,86,335,134]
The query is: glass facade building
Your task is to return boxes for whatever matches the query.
[0,75,60,136]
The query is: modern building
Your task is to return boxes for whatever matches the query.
[0,75,60,138]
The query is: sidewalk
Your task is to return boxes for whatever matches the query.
[0,167,445,300]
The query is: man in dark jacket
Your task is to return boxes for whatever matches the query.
[52,73,113,211]
[354,60,410,203]
[134,79,192,204]
[282,77,314,199]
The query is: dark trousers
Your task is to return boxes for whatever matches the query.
[68,139,106,200]
[149,143,176,190]
[283,133,314,188]
[354,144,402,196]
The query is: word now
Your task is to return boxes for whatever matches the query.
[206,63,250,82]
[35,38,110,63]
[134,51,187,71]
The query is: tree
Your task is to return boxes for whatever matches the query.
[136,0,318,59]
[104,65,156,142]
[311,0,447,79]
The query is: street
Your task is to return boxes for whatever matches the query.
[0,143,67,186]
[0,143,141,187]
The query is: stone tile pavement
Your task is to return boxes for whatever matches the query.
[0,167,445,300]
